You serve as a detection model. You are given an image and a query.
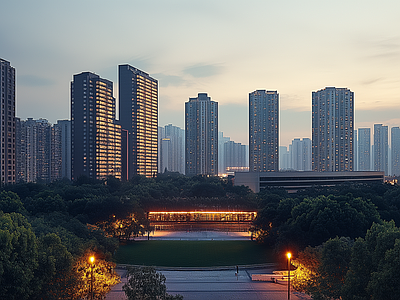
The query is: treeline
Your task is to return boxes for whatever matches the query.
[251,183,400,300]
[0,174,255,299]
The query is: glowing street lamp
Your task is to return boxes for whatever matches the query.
[89,256,95,300]
[287,252,291,300]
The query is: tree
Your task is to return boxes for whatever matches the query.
[123,266,183,300]
[0,212,38,299]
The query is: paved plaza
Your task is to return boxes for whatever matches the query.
[106,231,311,300]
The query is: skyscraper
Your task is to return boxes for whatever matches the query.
[249,90,279,172]
[71,72,121,180]
[185,93,218,176]
[0,58,16,184]
[159,124,185,174]
[312,87,354,172]
[391,127,400,176]
[358,128,371,171]
[374,124,388,175]
[119,65,158,178]
[55,120,71,180]
[291,138,312,171]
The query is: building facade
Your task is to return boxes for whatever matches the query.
[71,72,121,180]
[290,138,312,171]
[119,65,158,178]
[312,87,354,172]
[249,90,279,172]
[0,58,16,184]
[358,128,371,171]
[185,93,218,176]
[159,124,185,174]
[55,120,71,180]
[391,127,400,176]
[373,124,388,175]
[223,140,248,174]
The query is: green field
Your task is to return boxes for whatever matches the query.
[115,240,275,267]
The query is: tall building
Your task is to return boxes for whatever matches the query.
[119,65,158,178]
[159,124,185,174]
[185,93,218,176]
[291,138,312,171]
[16,118,61,183]
[358,128,371,171]
[54,120,71,180]
[312,87,354,172]
[354,129,358,171]
[279,146,290,170]
[249,90,279,172]
[218,132,230,174]
[374,124,388,175]
[0,58,16,184]
[71,72,121,180]
[391,127,400,176]
[223,140,248,173]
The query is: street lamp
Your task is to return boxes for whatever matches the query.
[287,252,291,300]
[89,256,95,300]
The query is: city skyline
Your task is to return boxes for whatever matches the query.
[2,1,400,147]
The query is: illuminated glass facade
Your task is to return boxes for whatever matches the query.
[249,90,279,172]
[312,87,354,172]
[185,93,218,176]
[119,65,158,178]
[71,72,121,180]
[0,58,16,184]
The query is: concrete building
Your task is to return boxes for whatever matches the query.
[312,87,354,172]
[223,140,248,174]
[55,120,71,180]
[249,90,279,172]
[358,128,371,171]
[71,72,121,180]
[374,124,388,175]
[290,138,312,171]
[0,58,16,184]
[218,132,230,175]
[159,124,185,174]
[119,65,158,179]
[279,146,290,170]
[234,171,384,193]
[391,127,400,176]
[185,93,218,176]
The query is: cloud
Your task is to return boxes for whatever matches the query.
[183,64,223,78]
[18,75,55,86]
[361,78,384,85]
[153,73,185,87]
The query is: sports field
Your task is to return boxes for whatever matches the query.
[115,240,275,267]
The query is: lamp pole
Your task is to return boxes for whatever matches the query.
[287,252,291,300]
[89,256,95,300]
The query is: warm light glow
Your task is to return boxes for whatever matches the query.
[287,252,291,260]
[89,256,95,264]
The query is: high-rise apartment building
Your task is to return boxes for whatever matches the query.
[223,140,248,173]
[312,87,354,172]
[218,132,230,174]
[71,72,121,180]
[249,90,279,172]
[0,58,16,184]
[358,128,371,171]
[291,138,312,171]
[55,120,71,180]
[159,124,185,174]
[391,127,400,176]
[185,93,218,176]
[119,65,158,178]
[374,124,388,175]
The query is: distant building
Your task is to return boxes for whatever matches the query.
[354,129,358,171]
[374,124,388,175]
[119,65,158,178]
[249,90,279,172]
[185,93,218,176]
[312,87,354,172]
[358,128,371,171]
[16,118,61,183]
[218,132,230,175]
[71,72,121,180]
[279,146,290,170]
[0,58,16,184]
[291,138,312,171]
[223,140,248,174]
[159,124,185,174]
[391,127,400,176]
[55,120,71,180]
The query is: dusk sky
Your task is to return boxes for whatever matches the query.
[1,0,400,146]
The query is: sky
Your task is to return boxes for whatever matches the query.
[1,0,400,147]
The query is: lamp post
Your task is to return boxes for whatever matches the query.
[287,252,291,300]
[89,256,95,300]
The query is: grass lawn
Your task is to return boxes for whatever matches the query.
[115,240,275,267]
